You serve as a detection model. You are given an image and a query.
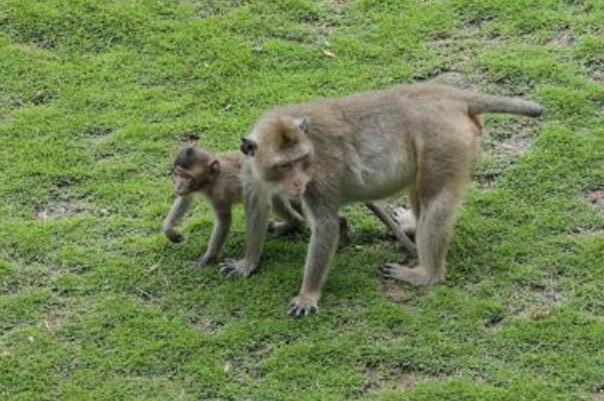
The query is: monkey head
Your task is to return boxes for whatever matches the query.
[241,116,313,199]
[172,146,220,195]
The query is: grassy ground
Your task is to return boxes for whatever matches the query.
[1,0,603,400]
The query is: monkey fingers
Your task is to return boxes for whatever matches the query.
[219,259,255,278]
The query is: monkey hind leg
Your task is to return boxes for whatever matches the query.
[383,187,463,286]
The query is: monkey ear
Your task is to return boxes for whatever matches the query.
[208,159,220,175]
[295,116,310,134]
[240,137,258,156]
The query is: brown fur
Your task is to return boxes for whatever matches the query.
[233,83,542,315]
[163,147,247,268]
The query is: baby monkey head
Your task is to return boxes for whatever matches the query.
[172,146,220,196]
[241,115,313,200]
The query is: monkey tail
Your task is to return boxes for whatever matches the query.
[465,93,543,117]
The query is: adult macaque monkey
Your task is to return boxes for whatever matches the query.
[226,84,542,316]
[163,146,411,269]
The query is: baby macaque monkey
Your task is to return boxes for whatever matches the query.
[163,146,414,270]
[163,146,307,269]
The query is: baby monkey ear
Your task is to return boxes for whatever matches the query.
[295,116,310,134]
[208,159,220,175]
[240,137,258,156]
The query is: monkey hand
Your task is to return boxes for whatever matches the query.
[219,259,256,278]
[189,253,216,270]
[288,292,319,317]
[165,229,185,243]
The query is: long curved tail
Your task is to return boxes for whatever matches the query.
[465,93,543,117]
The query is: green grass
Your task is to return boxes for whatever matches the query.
[1,0,603,400]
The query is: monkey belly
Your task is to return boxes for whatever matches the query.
[342,168,412,202]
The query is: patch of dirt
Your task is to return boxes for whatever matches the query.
[249,342,272,361]
[35,199,87,220]
[525,278,563,321]
[83,125,113,138]
[476,171,498,189]
[31,90,53,106]
[476,118,539,189]
[393,372,417,391]
[322,0,348,6]
[189,316,220,334]
[363,365,451,395]
[574,228,604,239]
[95,152,114,163]
[362,366,385,394]
[498,136,530,156]
[382,280,413,303]
[28,38,56,50]
[549,28,576,47]
[43,311,65,332]
[180,131,200,143]
[586,190,604,217]
[592,384,604,399]
[184,0,249,18]
[484,313,505,329]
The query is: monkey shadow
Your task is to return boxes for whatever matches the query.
[347,226,410,248]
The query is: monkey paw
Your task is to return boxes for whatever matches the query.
[219,259,256,278]
[288,293,319,317]
[381,263,442,287]
[188,254,216,270]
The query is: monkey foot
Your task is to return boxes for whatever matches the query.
[219,259,256,278]
[381,263,442,287]
[188,255,215,270]
[288,293,319,317]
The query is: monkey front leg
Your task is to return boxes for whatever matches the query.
[219,185,270,278]
[163,195,194,243]
[191,209,232,269]
[289,209,340,316]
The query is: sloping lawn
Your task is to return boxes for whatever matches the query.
[1,1,603,400]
